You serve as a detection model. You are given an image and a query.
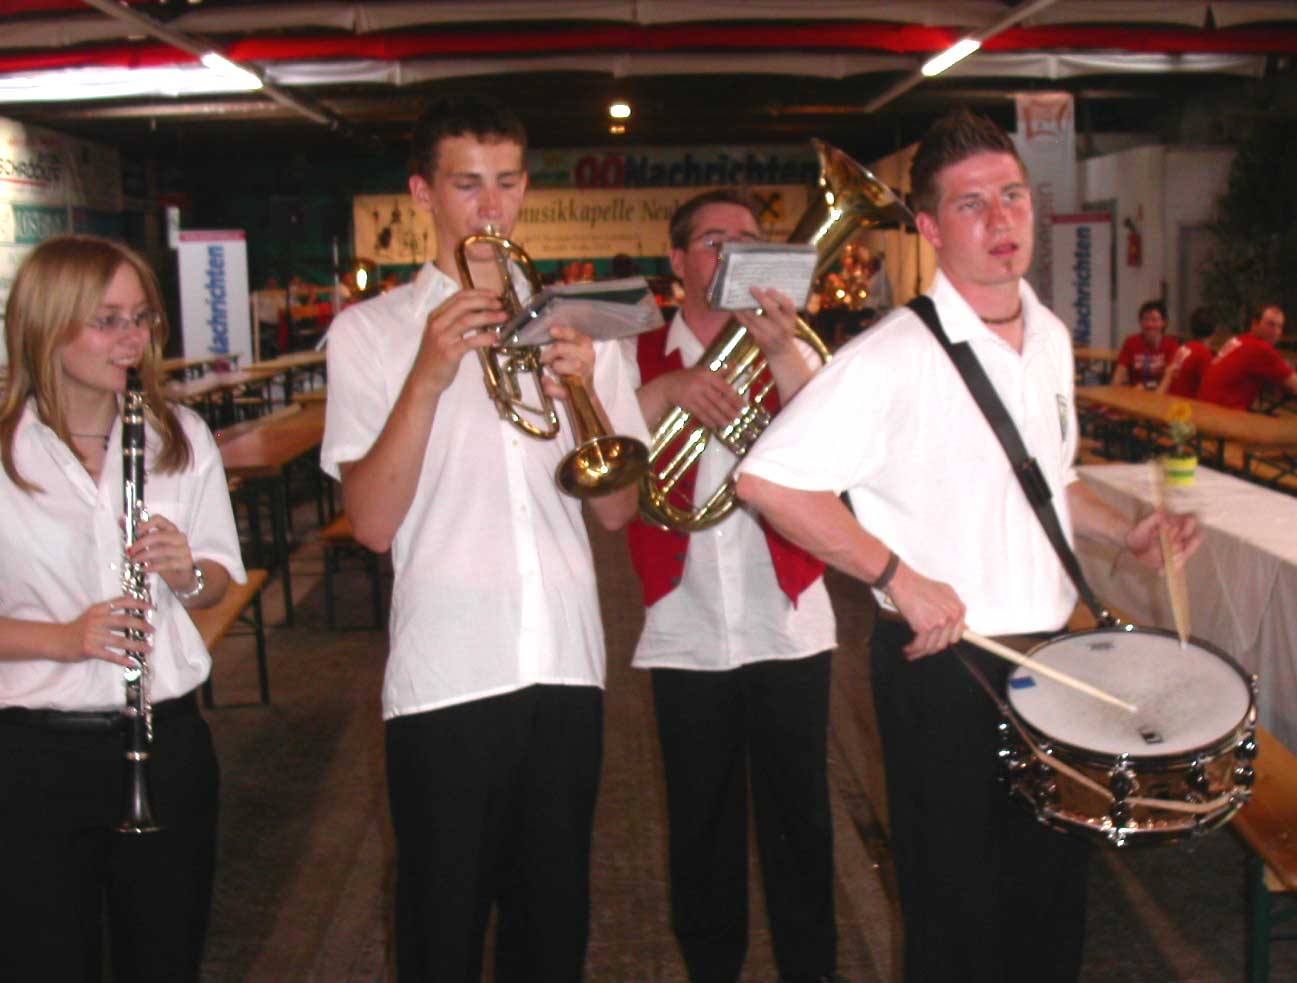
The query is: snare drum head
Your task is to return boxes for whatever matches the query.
[1006,630,1252,758]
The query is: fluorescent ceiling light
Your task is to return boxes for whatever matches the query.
[200,52,263,89]
[921,38,982,77]
[0,63,263,103]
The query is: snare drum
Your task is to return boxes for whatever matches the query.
[1000,627,1257,846]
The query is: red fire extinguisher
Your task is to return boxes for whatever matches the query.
[1124,217,1142,268]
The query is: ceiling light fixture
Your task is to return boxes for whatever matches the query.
[609,102,631,120]
[921,38,982,78]
[200,52,263,89]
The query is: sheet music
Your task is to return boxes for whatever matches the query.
[706,242,819,311]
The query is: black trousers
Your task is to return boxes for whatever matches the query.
[651,652,836,983]
[870,619,1090,983]
[385,684,604,983]
[0,692,220,983]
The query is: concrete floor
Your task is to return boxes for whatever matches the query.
[196,510,1295,983]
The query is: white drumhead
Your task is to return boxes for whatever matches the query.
[1006,630,1251,757]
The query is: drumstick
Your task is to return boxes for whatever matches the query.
[1149,462,1191,650]
[963,630,1139,714]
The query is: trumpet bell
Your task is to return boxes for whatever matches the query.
[558,434,651,499]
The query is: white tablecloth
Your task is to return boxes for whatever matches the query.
[1077,464,1297,751]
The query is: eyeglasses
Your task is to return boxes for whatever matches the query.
[87,310,162,335]
[686,231,765,253]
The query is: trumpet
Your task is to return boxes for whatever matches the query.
[455,229,648,499]
[119,367,160,834]
[640,139,915,533]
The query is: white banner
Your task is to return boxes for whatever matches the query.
[0,115,122,211]
[354,184,812,266]
[1013,92,1078,309]
[178,231,251,362]
[1051,213,1113,351]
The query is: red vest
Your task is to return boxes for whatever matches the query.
[627,325,826,608]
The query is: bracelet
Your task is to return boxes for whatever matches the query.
[173,565,205,601]
[872,550,900,591]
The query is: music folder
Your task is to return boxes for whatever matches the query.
[498,277,665,347]
[706,242,819,311]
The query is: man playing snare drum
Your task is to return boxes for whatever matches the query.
[736,108,1202,983]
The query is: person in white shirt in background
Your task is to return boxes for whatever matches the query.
[0,234,244,983]
[628,188,842,983]
[736,109,1201,983]
[320,94,647,983]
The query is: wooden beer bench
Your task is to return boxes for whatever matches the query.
[188,569,271,706]
[1232,726,1297,983]
[320,514,385,630]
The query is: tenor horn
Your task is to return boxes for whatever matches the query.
[639,139,914,533]
[455,229,649,498]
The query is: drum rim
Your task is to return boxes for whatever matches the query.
[1006,625,1257,767]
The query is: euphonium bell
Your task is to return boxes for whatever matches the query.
[455,229,649,499]
[639,139,915,532]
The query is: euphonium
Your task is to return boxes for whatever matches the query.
[119,367,160,834]
[639,139,915,533]
[455,228,649,499]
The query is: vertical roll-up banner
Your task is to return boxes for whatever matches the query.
[1012,93,1078,309]
[1051,213,1113,350]
[178,230,251,362]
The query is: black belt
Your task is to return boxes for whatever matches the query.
[0,689,199,732]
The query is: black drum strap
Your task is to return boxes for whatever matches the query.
[907,296,1114,627]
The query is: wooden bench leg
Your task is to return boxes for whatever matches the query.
[252,587,270,705]
[1248,853,1273,983]
[324,544,339,632]
[367,552,382,629]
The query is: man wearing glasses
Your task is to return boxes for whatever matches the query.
[628,189,842,983]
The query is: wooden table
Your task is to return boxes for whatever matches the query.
[246,351,327,405]
[1077,386,1297,467]
[165,369,277,425]
[160,353,241,379]
[218,402,326,626]
[1073,347,1119,384]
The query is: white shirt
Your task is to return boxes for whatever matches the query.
[633,313,836,671]
[321,262,650,721]
[739,270,1079,636]
[0,401,246,711]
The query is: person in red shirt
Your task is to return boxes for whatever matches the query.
[1197,303,1297,410]
[1158,306,1215,397]
[1112,299,1179,388]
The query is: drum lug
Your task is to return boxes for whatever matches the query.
[1187,759,1210,795]
[1108,757,1138,800]
[1236,731,1259,761]
[1032,753,1059,807]
[1234,764,1256,788]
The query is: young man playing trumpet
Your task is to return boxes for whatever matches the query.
[321,95,647,982]
[735,109,1202,983]
[629,189,842,983]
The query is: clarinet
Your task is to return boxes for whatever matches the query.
[119,367,160,834]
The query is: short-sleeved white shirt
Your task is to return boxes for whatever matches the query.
[321,262,651,721]
[739,270,1079,636]
[632,313,836,671]
[0,401,246,711]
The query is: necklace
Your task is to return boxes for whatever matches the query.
[980,300,1022,326]
[981,301,1023,325]
[70,432,110,450]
